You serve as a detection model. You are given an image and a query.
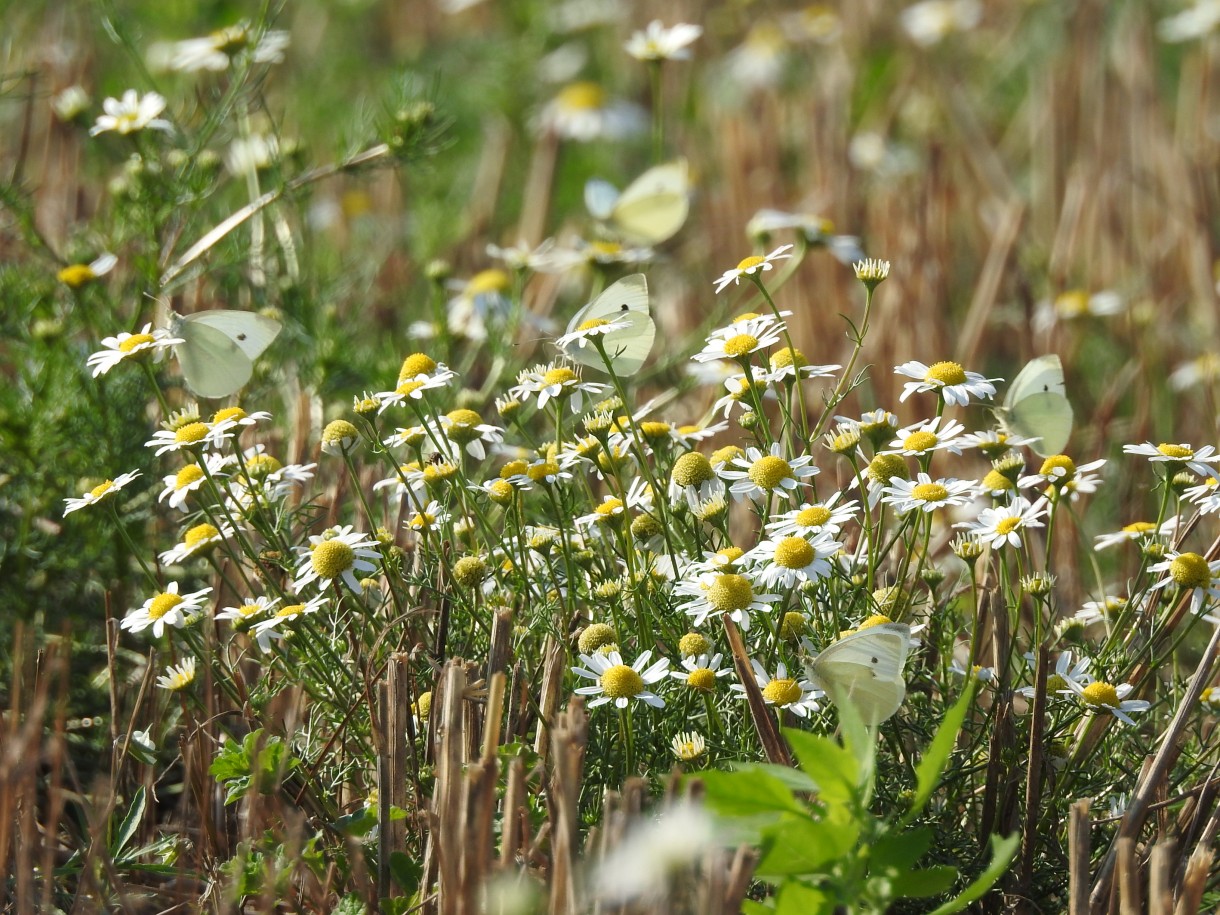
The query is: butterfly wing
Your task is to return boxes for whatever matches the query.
[170,315,254,399]
[610,160,690,245]
[584,179,621,221]
[186,310,282,359]
[1002,354,1072,456]
[808,623,911,726]
[562,274,655,376]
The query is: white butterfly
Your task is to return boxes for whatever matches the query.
[167,310,282,399]
[584,160,690,246]
[806,623,911,727]
[1000,354,1073,457]
[560,274,655,376]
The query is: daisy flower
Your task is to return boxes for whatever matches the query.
[510,364,607,413]
[955,496,1047,550]
[1122,442,1220,479]
[668,451,727,510]
[427,408,504,461]
[1064,678,1150,726]
[852,258,891,288]
[571,650,670,709]
[624,20,702,60]
[63,470,141,516]
[227,449,316,508]
[121,582,212,638]
[957,429,1040,459]
[216,595,279,631]
[674,570,781,632]
[882,473,978,515]
[90,90,173,136]
[745,532,840,589]
[1093,517,1179,552]
[1185,476,1220,515]
[1033,289,1124,333]
[895,360,997,406]
[718,443,819,502]
[486,238,569,273]
[766,494,859,539]
[555,312,636,353]
[206,406,273,447]
[730,660,824,718]
[58,253,117,289]
[294,525,382,593]
[1148,551,1220,615]
[712,370,774,418]
[708,310,791,338]
[537,81,646,142]
[949,659,996,683]
[691,321,785,364]
[159,521,238,565]
[713,244,793,294]
[670,730,708,761]
[86,323,182,377]
[565,238,656,267]
[1016,650,1093,700]
[156,657,198,691]
[158,453,232,511]
[405,500,451,534]
[1074,595,1128,628]
[669,653,734,691]
[1170,353,1220,391]
[900,0,982,47]
[442,269,513,341]
[152,22,289,72]
[250,595,328,652]
[762,347,839,384]
[146,419,220,456]
[375,368,456,413]
[885,416,967,457]
[1018,455,1106,499]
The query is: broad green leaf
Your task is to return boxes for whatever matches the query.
[783,729,859,805]
[334,894,367,915]
[388,851,422,895]
[928,833,1020,915]
[870,826,933,872]
[730,760,818,794]
[902,683,976,826]
[698,769,806,817]
[774,879,836,915]
[755,811,858,877]
[890,865,959,898]
[111,787,146,858]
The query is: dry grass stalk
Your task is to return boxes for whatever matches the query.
[1068,799,1091,915]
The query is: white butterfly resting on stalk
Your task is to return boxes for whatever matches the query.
[997,354,1073,458]
[804,622,912,727]
[163,308,283,398]
[557,274,655,377]
[584,160,691,246]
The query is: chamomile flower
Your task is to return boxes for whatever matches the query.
[624,20,702,60]
[895,360,997,406]
[730,660,824,718]
[555,312,635,352]
[669,653,734,691]
[1148,551,1220,615]
[156,657,197,691]
[405,500,451,534]
[227,449,316,507]
[692,321,785,364]
[1093,517,1179,552]
[427,408,504,461]
[216,596,279,631]
[957,429,1039,459]
[1075,595,1128,628]
[1016,651,1093,700]
[537,81,646,142]
[152,22,289,72]
[86,324,182,377]
[670,730,708,761]
[1170,352,1220,391]
[955,496,1047,550]
[668,451,727,510]
[63,470,141,516]
[90,90,173,136]
[1032,289,1124,333]
[745,532,840,588]
[1064,678,1150,726]
[58,253,117,289]
[766,495,859,539]
[718,443,818,502]
[1019,455,1107,499]
[885,416,967,456]
[949,659,996,683]
[571,650,670,709]
[882,473,978,514]
[146,420,218,456]
[763,347,840,384]
[675,570,781,631]
[375,369,456,413]
[712,370,774,418]
[205,406,273,447]
[1123,442,1220,479]
[1185,476,1220,514]
[250,596,328,652]
[121,582,212,638]
[158,453,232,511]
[294,526,382,593]
[900,0,982,47]
[510,364,607,413]
[159,521,238,565]
[443,269,513,341]
[713,244,793,294]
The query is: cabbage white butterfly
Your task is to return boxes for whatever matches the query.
[806,623,911,727]
[167,310,282,399]
[584,160,690,246]
[1000,354,1073,457]
[560,274,655,376]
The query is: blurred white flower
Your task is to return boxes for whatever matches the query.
[624,21,702,61]
[901,0,982,47]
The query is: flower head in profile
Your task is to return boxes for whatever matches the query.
[90,90,173,136]
[87,324,182,377]
[151,22,290,73]
[713,245,793,293]
[250,595,328,652]
[885,416,967,456]
[624,21,703,60]
[1093,517,1179,552]
[1033,289,1124,332]
[670,730,708,761]
[882,473,977,514]
[537,82,646,142]
[156,657,198,691]
[730,659,824,717]
[1123,442,1220,479]
[1064,678,1150,726]
[895,360,997,406]
[58,253,117,289]
[63,470,141,516]
[1019,455,1106,500]
[159,521,238,565]
[1016,650,1093,700]
[572,649,670,709]
[121,582,212,638]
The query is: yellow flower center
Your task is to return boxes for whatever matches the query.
[600,664,644,698]
[795,505,832,527]
[1038,455,1077,478]
[1170,552,1211,589]
[595,498,624,518]
[211,407,247,424]
[995,517,1021,536]
[773,537,815,569]
[735,255,766,271]
[679,632,710,656]
[148,592,183,620]
[408,511,437,531]
[1156,443,1192,460]
[926,361,967,385]
[445,408,483,443]
[486,479,514,504]
[246,454,282,477]
[276,603,305,619]
[686,668,716,691]
[543,367,578,386]
[715,547,745,566]
[579,623,617,653]
[500,460,528,479]
[465,268,510,296]
[780,611,807,640]
[395,380,425,397]
[1122,521,1156,535]
[762,678,802,706]
[770,347,804,370]
[173,465,204,490]
[235,602,263,619]
[637,421,671,440]
[89,480,116,499]
[58,264,97,287]
[1081,682,1120,708]
[577,318,612,332]
[1047,674,1068,693]
[558,81,606,111]
[399,353,438,380]
[589,241,623,256]
[312,540,355,578]
[528,461,560,483]
[118,333,155,353]
[174,422,209,444]
[982,470,1014,492]
[184,523,219,548]
[723,333,760,357]
[712,445,745,466]
[858,614,893,630]
[903,431,939,452]
[323,420,359,444]
[749,455,794,491]
[211,24,250,54]
[868,453,909,485]
[706,573,754,612]
[730,379,756,401]
[672,452,714,487]
[912,482,949,503]
[1055,291,1088,318]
